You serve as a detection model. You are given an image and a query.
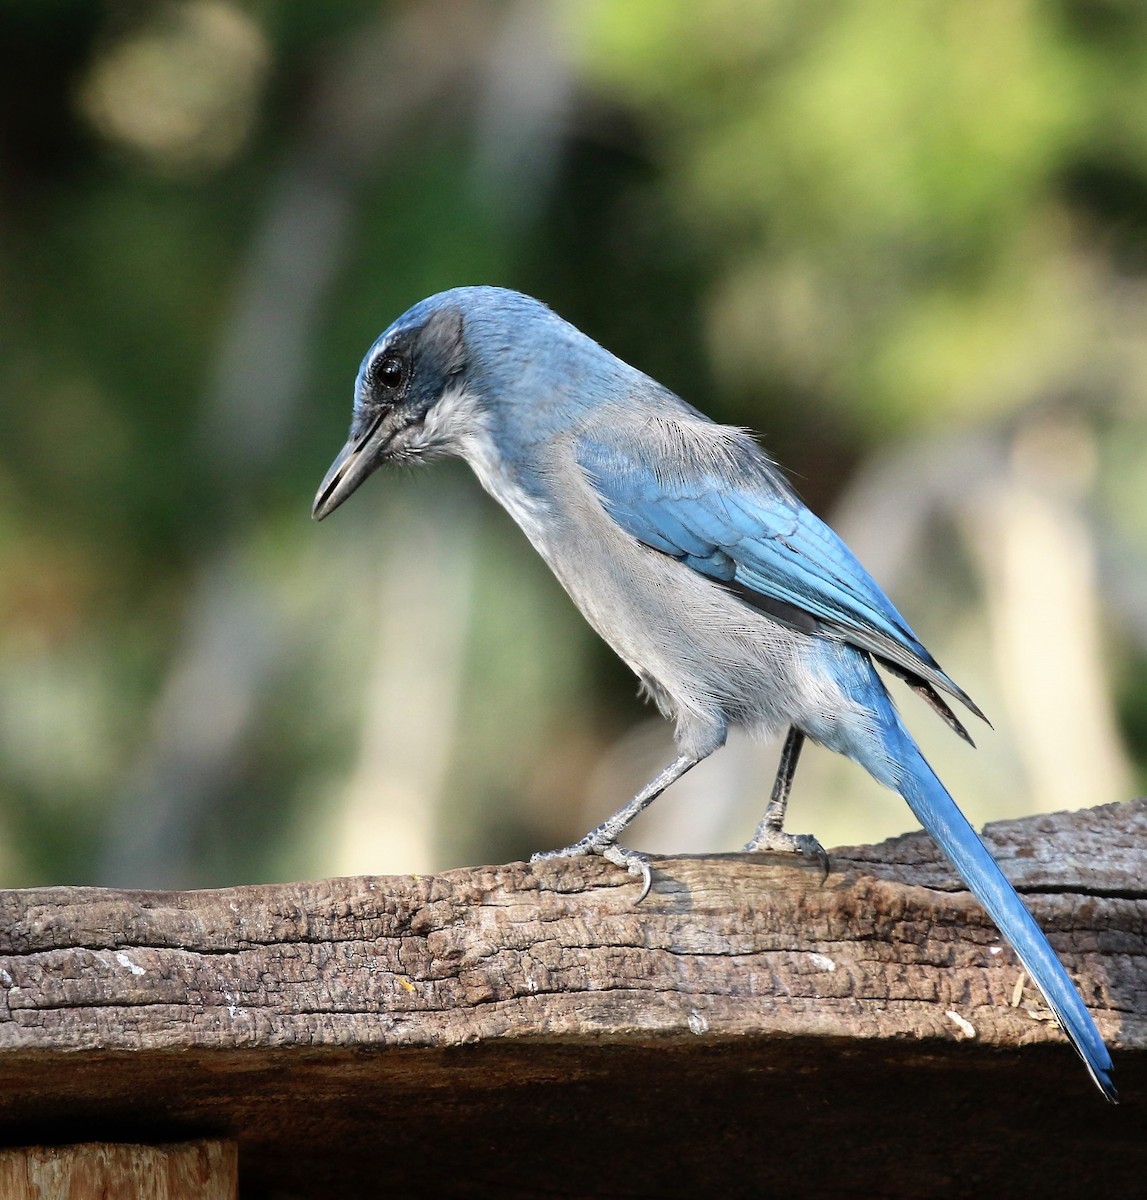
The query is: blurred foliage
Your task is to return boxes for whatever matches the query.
[1,0,1145,887]
[579,1,1144,431]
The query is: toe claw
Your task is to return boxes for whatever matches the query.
[809,840,830,879]
[601,844,654,902]
[814,843,830,882]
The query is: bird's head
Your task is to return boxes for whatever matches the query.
[313,286,622,520]
[312,290,473,520]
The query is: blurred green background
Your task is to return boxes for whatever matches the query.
[2,0,1145,888]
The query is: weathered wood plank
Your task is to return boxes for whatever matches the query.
[0,803,1141,1054]
[0,1141,237,1200]
[0,800,1143,1198]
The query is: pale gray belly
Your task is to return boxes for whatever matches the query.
[535,519,842,751]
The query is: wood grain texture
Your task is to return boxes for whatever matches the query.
[0,800,1143,1198]
[0,1141,236,1200]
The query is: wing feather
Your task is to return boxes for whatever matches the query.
[576,420,984,724]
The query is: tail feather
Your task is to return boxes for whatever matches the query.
[815,647,1119,1100]
[891,736,1116,1101]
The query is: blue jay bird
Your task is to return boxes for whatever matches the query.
[313,286,1115,1100]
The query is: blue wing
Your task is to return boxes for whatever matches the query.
[576,425,984,724]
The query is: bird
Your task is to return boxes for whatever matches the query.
[313,285,1115,1100]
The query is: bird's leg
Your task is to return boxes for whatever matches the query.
[531,752,702,902]
[759,725,804,833]
[743,727,828,873]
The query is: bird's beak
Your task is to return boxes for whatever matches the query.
[312,412,388,521]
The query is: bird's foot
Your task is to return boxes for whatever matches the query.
[743,826,829,880]
[531,836,654,903]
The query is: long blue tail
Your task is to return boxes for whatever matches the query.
[809,647,1117,1100]
[897,743,1115,1099]
[872,706,1116,1100]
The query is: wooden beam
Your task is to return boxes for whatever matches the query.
[0,800,1143,1197]
[0,1141,237,1200]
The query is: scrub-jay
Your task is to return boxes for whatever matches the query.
[313,286,1115,1099]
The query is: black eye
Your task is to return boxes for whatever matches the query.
[375,354,404,391]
